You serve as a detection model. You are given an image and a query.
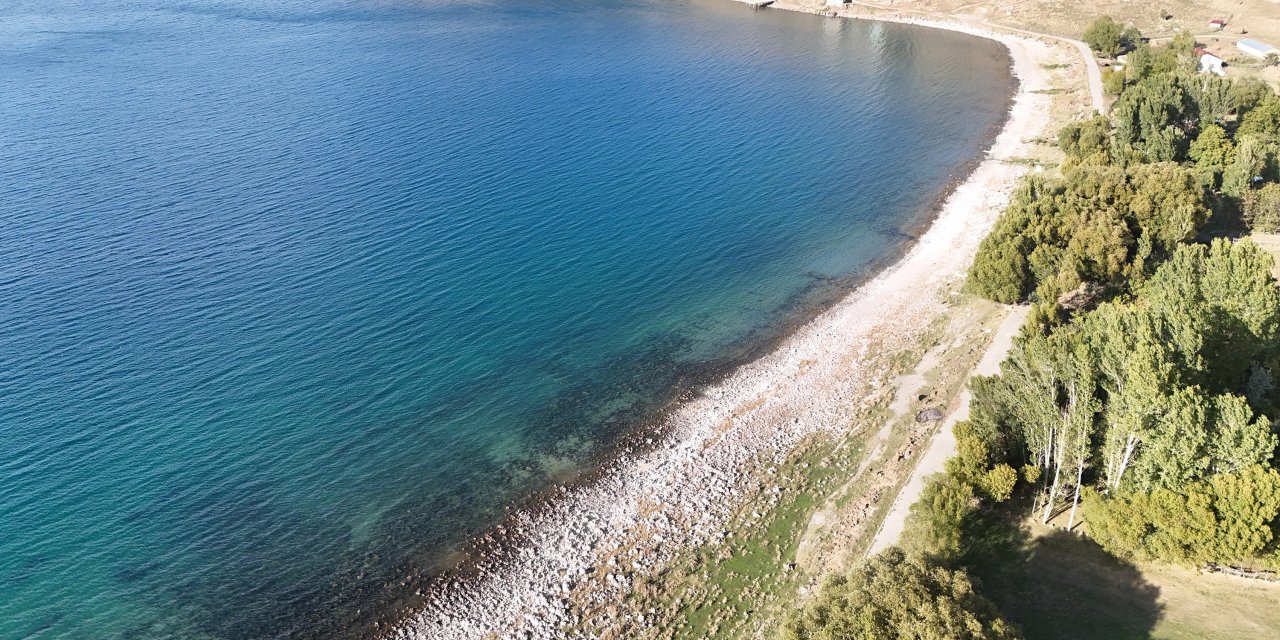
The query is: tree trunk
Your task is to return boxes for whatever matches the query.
[1067,455,1085,531]
[1041,461,1062,524]
[1111,434,1137,491]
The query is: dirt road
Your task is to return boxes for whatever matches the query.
[866,304,1028,555]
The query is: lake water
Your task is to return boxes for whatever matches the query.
[0,1,1013,637]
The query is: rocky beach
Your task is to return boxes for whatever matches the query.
[390,13,1057,640]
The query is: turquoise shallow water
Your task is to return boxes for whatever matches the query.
[0,1,1012,637]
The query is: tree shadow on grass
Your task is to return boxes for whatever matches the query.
[961,497,1165,640]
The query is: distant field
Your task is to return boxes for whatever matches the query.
[966,515,1280,640]
[797,0,1280,87]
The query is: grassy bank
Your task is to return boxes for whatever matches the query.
[960,504,1280,640]
[573,297,1015,639]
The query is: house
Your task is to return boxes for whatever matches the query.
[1209,19,1226,31]
[1237,38,1280,59]
[1196,48,1227,76]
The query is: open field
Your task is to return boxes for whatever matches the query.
[963,512,1280,640]
[791,0,1280,86]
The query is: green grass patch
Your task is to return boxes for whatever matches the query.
[628,433,867,640]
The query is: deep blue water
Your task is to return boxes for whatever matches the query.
[0,1,1013,637]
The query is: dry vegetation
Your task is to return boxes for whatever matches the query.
[793,0,1280,86]
[969,517,1280,640]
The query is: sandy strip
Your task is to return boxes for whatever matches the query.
[390,13,1054,640]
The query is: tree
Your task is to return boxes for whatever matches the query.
[1207,465,1280,561]
[983,465,1019,503]
[1058,115,1112,165]
[1230,77,1276,117]
[1222,134,1277,198]
[1244,183,1280,232]
[1124,385,1212,492]
[1188,124,1234,189]
[982,328,1099,523]
[1121,26,1144,52]
[1186,74,1234,125]
[1084,466,1280,566]
[1168,31,1197,57]
[1143,238,1280,392]
[967,162,1210,308]
[1126,162,1210,250]
[1122,43,1179,85]
[784,548,1021,640]
[1112,74,1193,162]
[1084,303,1183,491]
[1205,394,1276,476]
[1083,16,1125,57]
[969,232,1032,303]
[1102,68,1126,96]
[1237,96,1280,141]
[1084,483,1218,564]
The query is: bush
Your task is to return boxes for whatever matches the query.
[784,548,1021,640]
[1102,68,1126,96]
[982,465,1019,502]
[904,473,978,563]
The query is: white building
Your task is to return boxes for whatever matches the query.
[1237,39,1280,59]
[1200,52,1227,76]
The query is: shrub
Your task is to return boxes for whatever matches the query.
[784,548,1021,640]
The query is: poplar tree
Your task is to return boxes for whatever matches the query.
[1188,124,1234,189]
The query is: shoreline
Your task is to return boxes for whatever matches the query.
[389,11,1055,640]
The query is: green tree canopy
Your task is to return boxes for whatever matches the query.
[1058,115,1113,165]
[1083,16,1126,57]
[784,548,1021,640]
[1113,74,1194,162]
[1143,238,1280,391]
[1084,465,1280,566]
[967,164,1209,305]
[1245,183,1280,232]
[1230,78,1276,117]
[1188,123,1234,189]
[1237,96,1280,141]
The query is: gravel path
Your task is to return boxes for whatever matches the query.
[866,304,1029,556]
